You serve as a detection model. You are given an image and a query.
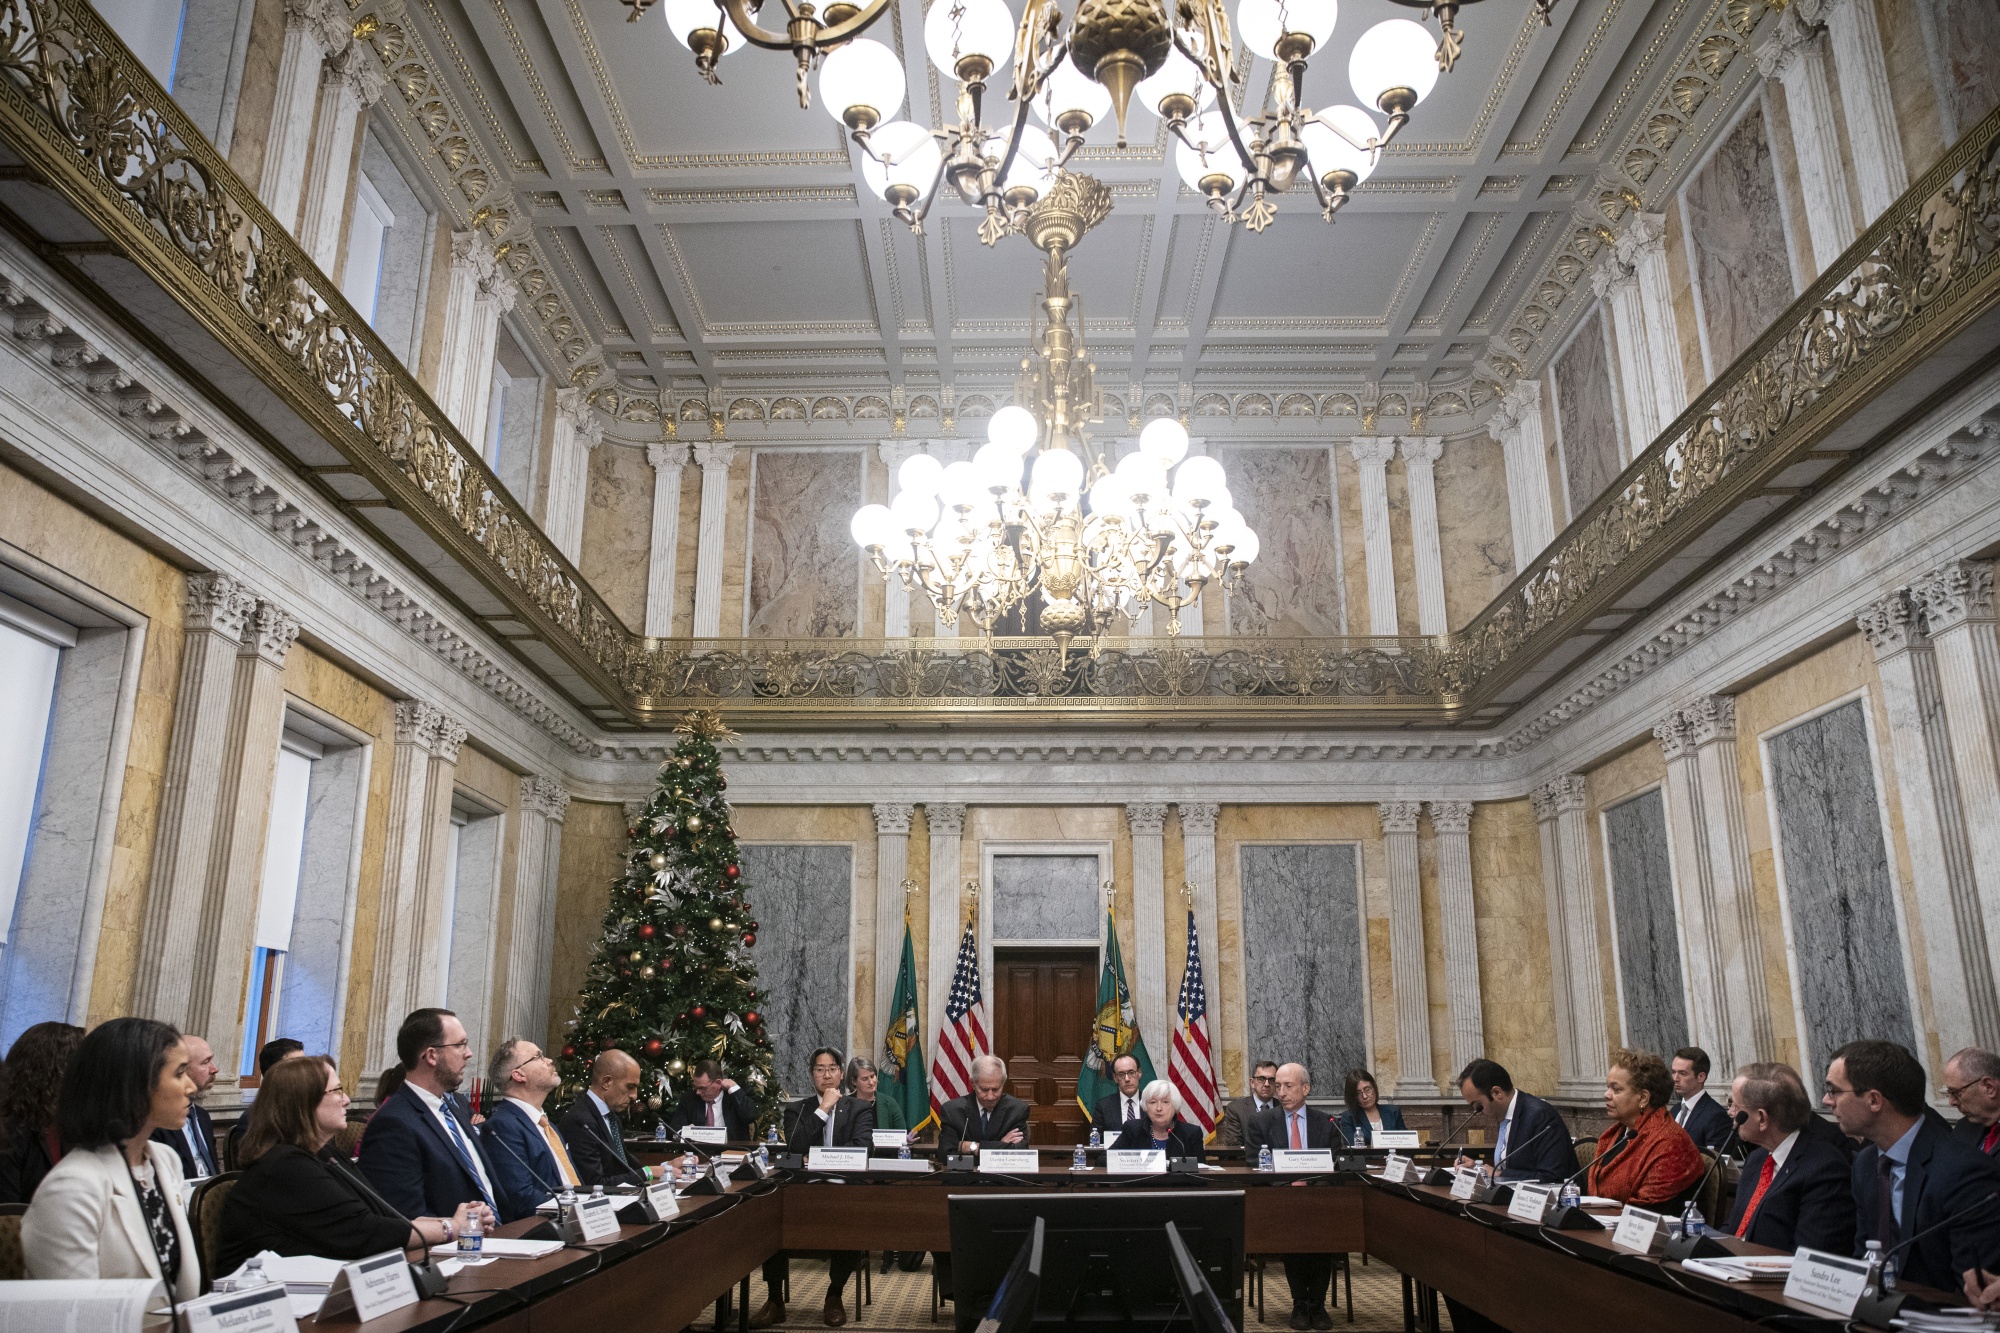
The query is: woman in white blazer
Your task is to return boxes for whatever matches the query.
[23,1018,201,1304]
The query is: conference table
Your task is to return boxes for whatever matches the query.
[277,1148,1943,1332]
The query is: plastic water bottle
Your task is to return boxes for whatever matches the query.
[1088,1127,1102,1148]
[1560,1180,1580,1211]
[898,1141,911,1161]
[592,1183,605,1199]
[1072,1143,1088,1172]
[765,1123,780,1145]
[654,1121,667,1143]
[1864,1238,1897,1291]
[1351,1125,1366,1150]
[219,1253,266,1292]
[1681,1200,1706,1238]
[755,1145,771,1170]
[458,1210,483,1254]
[1258,1145,1274,1173]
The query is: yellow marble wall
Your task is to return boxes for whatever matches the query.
[730,806,878,1055]
[221,0,283,207]
[580,440,653,628]
[1433,433,1518,631]
[547,798,631,1049]
[1466,798,1560,1095]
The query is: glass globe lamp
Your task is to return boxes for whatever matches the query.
[859,121,943,205]
[1349,18,1438,115]
[818,39,905,129]
[924,0,1014,82]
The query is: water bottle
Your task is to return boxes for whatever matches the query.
[1258,1145,1274,1173]
[1351,1125,1366,1150]
[654,1121,667,1143]
[765,1123,780,1145]
[1088,1126,1102,1147]
[898,1141,911,1161]
[219,1253,266,1292]
[1681,1200,1706,1238]
[1560,1180,1580,1211]
[1072,1143,1088,1172]
[1864,1238,1897,1291]
[458,1209,483,1254]
[755,1145,771,1170]
[592,1183,605,1199]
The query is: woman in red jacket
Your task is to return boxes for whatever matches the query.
[1587,1048,1705,1207]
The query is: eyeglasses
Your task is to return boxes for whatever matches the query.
[429,1040,471,1053]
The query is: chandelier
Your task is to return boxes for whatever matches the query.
[847,175,1258,652]
[626,0,1557,238]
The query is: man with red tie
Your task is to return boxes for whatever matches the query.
[1722,1062,1853,1253]
[1946,1048,2000,1158]
[1244,1064,1336,1331]
[670,1060,758,1141]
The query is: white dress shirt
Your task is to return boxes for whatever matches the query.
[1766,1129,1800,1174]
[1675,1088,1711,1125]
[406,1082,499,1203]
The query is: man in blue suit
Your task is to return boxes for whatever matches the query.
[358,1008,505,1225]
[1454,1058,1578,1183]
[480,1036,586,1220]
[1671,1047,1738,1155]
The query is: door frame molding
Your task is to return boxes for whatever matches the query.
[978,840,1114,1014]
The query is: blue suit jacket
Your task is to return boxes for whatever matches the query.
[357,1087,503,1222]
[1494,1091,1579,1183]
[1852,1113,2000,1290]
[480,1099,567,1221]
[1674,1093,1737,1155]
[1333,1104,1408,1147]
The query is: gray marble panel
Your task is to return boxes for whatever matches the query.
[740,844,853,1095]
[1604,789,1688,1057]
[747,451,861,638]
[1239,845,1366,1089]
[1767,701,1916,1069]
[1922,0,2000,136]
[168,0,256,150]
[1684,104,1796,372]
[444,811,503,1053]
[1219,447,1344,636]
[491,329,542,508]
[991,855,1101,941]
[279,744,367,1057]
[1553,310,1622,521]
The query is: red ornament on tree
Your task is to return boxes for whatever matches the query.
[644,1038,664,1057]
[742,932,757,947]
[725,863,740,880]
[639,923,656,939]
[745,1011,760,1025]
[561,1044,576,1059]
[691,1005,707,1019]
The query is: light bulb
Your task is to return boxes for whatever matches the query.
[1235,0,1336,59]
[1001,125,1059,198]
[1134,45,1216,119]
[1030,448,1084,497]
[1138,417,1189,467]
[1172,454,1226,502]
[889,489,939,534]
[1033,56,1113,132]
[818,39,905,125]
[860,121,943,201]
[897,452,944,498]
[662,0,737,55]
[1301,104,1381,184]
[973,441,1023,492]
[1115,452,1168,504]
[850,503,893,548]
[1087,472,1131,518]
[1349,18,1438,112]
[924,0,1014,81]
[1227,527,1260,564]
[987,404,1038,453]
[1175,116,1240,194]
[939,460,987,509]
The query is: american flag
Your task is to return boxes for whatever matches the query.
[1168,910,1219,1135]
[930,914,989,1114]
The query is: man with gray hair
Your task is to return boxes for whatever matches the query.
[1946,1048,2000,1157]
[1721,1061,1852,1252]
[477,1036,584,1221]
[935,1054,1029,1159]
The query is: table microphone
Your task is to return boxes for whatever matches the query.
[1852,1189,2000,1325]
[1423,1109,1483,1183]
[325,1156,458,1297]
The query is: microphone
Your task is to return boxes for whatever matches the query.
[1560,1128,1632,1187]
[1848,1189,2000,1325]
[1491,1118,1560,1180]
[1430,1109,1480,1166]
[325,1156,457,1298]
[1881,1188,2000,1265]
[483,1111,566,1200]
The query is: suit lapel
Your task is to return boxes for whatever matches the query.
[105,1147,164,1284]
[410,1094,484,1190]
[1902,1126,1937,1229]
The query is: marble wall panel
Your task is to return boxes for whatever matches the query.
[1552,311,1623,521]
[1766,700,1916,1070]
[992,854,1101,941]
[745,450,862,638]
[739,843,854,1095]
[1219,447,1345,636]
[1468,799,1561,1096]
[1603,789,1689,1057]
[581,441,652,630]
[442,809,504,1054]
[1919,0,2000,138]
[1683,103,1798,375]
[1239,844,1366,1090]
[1433,434,1516,631]
[733,807,877,1050]
[547,800,629,1056]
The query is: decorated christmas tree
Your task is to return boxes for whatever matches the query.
[555,711,778,1126]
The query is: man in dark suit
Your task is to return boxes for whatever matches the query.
[936,1053,1031,1157]
[357,1008,504,1221]
[1723,1062,1853,1252]
[480,1036,590,1220]
[1243,1063,1336,1331]
[1215,1061,1279,1149]
[670,1059,758,1141]
[152,1033,220,1179]
[1671,1047,1737,1155]
[554,1049,648,1189]
[753,1048,877,1330]
[1829,1040,2000,1292]
[1091,1054,1145,1138]
[1946,1048,2000,1158]
[1454,1058,1579,1183]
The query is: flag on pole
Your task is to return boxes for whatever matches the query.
[930,911,989,1117]
[1168,909,1220,1136]
[882,910,934,1131]
[1076,905,1156,1118]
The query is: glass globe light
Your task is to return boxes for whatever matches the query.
[1171,454,1226,503]
[1349,18,1438,112]
[1033,56,1113,133]
[1301,104,1381,184]
[938,460,989,510]
[931,511,968,549]
[973,441,1023,492]
[987,404,1038,453]
[1138,417,1189,467]
[818,39,905,125]
[1087,471,1130,519]
[1115,452,1168,505]
[1134,45,1216,119]
[889,489,939,534]
[1002,125,1060,197]
[1175,129,1240,196]
[662,0,738,54]
[924,0,1014,81]
[860,121,944,201]
[1227,526,1260,564]
[1236,0,1336,59]
[851,503,893,548]
[897,452,945,498]
[1030,448,1084,497]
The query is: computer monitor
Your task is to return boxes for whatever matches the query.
[975,1217,1045,1333]
[946,1191,1245,1333]
[1164,1222,1236,1333]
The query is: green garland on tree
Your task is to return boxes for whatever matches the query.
[555,711,778,1126]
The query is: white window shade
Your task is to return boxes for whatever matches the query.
[254,745,314,952]
[341,174,395,326]
[0,620,62,947]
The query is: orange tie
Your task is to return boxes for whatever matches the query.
[1289,1113,1303,1150]
[540,1114,583,1187]
[1734,1155,1776,1238]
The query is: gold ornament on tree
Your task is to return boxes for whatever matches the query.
[674,709,739,743]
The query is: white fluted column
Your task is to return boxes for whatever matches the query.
[1379,801,1435,1097]
[924,803,967,1055]
[1654,712,1730,1063]
[506,776,570,1044]
[432,235,505,437]
[1810,0,1905,222]
[1178,802,1221,1089]
[1428,801,1484,1076]
[691,441,737,638]
[1534,775,1607,1097]
[1860,590,1999,1053]
[1686,697,1774,1064]
[1127,804,1169,1055]
[1592,258,1661,457]
[1399,437,1447,635]
[544,388,603,562]
[645,443,688,637]
[873,803,915,1050]
[1349,437,1400,636]
[297,43,386,273]
[1758,8,1856,274]
[256,0,347,231]
[366,703,465,1069]
[462,268,517,452]
[1489,381,1554,569]
[1616,213,1686,429]
[1913,562,2000,974]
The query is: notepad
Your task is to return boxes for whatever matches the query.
[434,1237,565,1259]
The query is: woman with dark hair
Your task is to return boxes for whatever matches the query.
[1587,1047,1705,1206]
[0,1022,84,1203]
[21,1018,201,1303]
[216,1056,487,1274]
[1332,1068,1408,1148]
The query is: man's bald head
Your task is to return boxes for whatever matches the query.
[590,1049,641,1111]
[1275,1062,1310,1111]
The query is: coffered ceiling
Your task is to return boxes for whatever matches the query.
[385,0,1761,424]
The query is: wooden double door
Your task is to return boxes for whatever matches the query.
[991,946,1097,1146]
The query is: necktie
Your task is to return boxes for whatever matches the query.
[1985,1124,1998,1156]
[708,1098,720,1128]
[441,1102,496,1209]
[1876,1153,1899,1244]
[1735,1155,1777,1238]
[1289,1112,1303,1150]
[823,1105,837,1147]
[1126,1097,1136,1123]
[540,1115,582,1187]
[605,1110,629,1166]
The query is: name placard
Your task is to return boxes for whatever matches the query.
[1271,1149,1335,1173]
[808,1146,870,1171]
[1448,1168,1480,1200]
[1374,1130,1421,1150]
[571,1193,623,1243]
[1610,1206,1665,1254]
[1380,1153,1415,1184]
[1506,1183,1555,1223]
[872,1129,910,1150]
[184,1285,298,1333]
[642,1180,681,1223]
[1105,1150,1167,1174]
[979,1149,1041,1174]
[319,1251,419,1323]
[683,1126,729,1146]
[1782,1248,1873,1317]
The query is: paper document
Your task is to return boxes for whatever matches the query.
[227,1251,342,1289]
[1679,1256,1794,1283]
[434,1237,565,1259]
[0,1279,160,1332]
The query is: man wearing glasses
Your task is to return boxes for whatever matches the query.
[1945,1048,2000,1158]
[358,1008,505,1223]
[481,1038,586,1220]
[1215,1060,1280,1149]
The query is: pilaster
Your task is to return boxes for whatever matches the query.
[1489,380,1554,570]
[1126,803,1170,1056]
[505,775,571,1045]
[367,701,464,1068]
[924,802,967,1055]
[645,443,688,638]
[1348,437,1400,636]
[1592,258,1661,455]
[872,803,915,1051]
[1399,437,1447,635]
[1379,801,1434,1096]
[1427,800,1484,1076]
[432,233,495,436]
[1533,775,1607,1097]
[544,388,604,563]
[1757,8,1856,274]
[1615,212,1686,429]
[1809,0,1905,222]
[296,42,386,274]
[1178,802,1222,1088]
[462,264,518,453]
[691,440,737,638]
[1685,696,1774,1064]
[256,0,348,231]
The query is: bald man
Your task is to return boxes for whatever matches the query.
[555,1049,647,1188]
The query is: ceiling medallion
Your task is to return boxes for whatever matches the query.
[620,0,1557,241]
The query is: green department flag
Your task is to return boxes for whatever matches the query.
[1075,905,1156,1119]
[882,911,934,1131]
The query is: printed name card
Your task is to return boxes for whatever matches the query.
[1373,1131,1421,1150]
[1782,1248,1873,1317]
[1506,1184,1555,1223]
[1448,1168,1480,1200]
[873,1129,911,1150]
[319,1251,419,1323]
[572,1193,623,1242]
[808,1146,870,1171]
[1105,1150,1167,1174]
[1610,1206,1665,1253]
[184,1285,299,1333]
[683,1126,728,1145]
[1380,1153,1415,1184]
[642,1181,681,1222]
[1271,1149,1335,1173]
[979,1149,1041,1173]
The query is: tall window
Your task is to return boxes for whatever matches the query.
[349,132,435,368]
[341,174,395,326]
[485,325,544,505]
[93,0,191,84]
[240,735,317,1080]
[0,612,65,984]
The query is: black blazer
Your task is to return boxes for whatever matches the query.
[1491,1091,1579,1183]
[554,1094,646,1188]
[1955,1115,2000,1157]
[936,1094,1032,1159]
[1852,1114,2000,1290]
[356,1087,502,1220]
[151,1103,220,1180]
[1111,1117,1205,1158]
[670,1086,758,1141]
[217,1144,413,1275]
[782,1094,875,1150]
[1673,1093,1736,1155]
[1805,1111,1860,1163]
[1332,1105,1409,1147]
[1722,1130,1854,1254]
[0,1122,58,1204]
[1093,1093,1145,1135]
[1243,1105,1335,1161]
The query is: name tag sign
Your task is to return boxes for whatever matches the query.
[1506,1183,1556,1223]
[1271,1149,1335,1173]
[808,1146,870,1171]
[1448,1168,1480,1200]
[1374,1130,1421,1150]
[641,1180,681,1223]
[1611,1206,1666,1254]
[1105,1150,1167,1174]
[683,1126,728,1146]
[979,1149,1041,1174]
[1380,1153,1415,1184]
[319,1250,419,1323]
[1782,1248,1874,1317]
[184,1285,299,1333]
[567,1192,623,1243]
[873,1129,910,1150]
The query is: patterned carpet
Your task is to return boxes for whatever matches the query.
[723,1253,1450,1333]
